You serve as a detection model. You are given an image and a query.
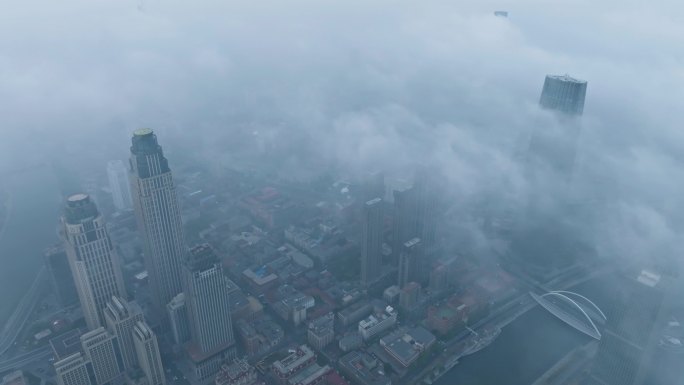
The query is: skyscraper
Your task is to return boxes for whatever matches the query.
[398,237,421,289]
[80,328,122,385]
[539,74,587,116]
[361,198,384,286]
[103,296,144,372]
[107,160,133,211]
[129,128,187,312]
[392,187,418,260]
[44,245,79,308]
[132,321,166,385]
[62,194,126,330]
[167,293,191,346]
[183,244,234,354]
[54,353,92,385]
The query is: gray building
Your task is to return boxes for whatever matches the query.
[307,312,335,350]
[183,244,234,354]
[129,128,187,312]
[539,74,587,116]
[397,238,421,290]
[361,198,384,286]
[62,194,126,330]
[104,296,144,372]
[107,160,133,211]
[54,353,92,385]
[44,245,79,308]
[167,292,191,345]
[132,321,165,385]
[80,328,122,385]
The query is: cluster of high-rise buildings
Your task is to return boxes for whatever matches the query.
[42,73,601,385]
[54,129,235,385]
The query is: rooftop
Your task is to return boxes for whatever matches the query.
[49,329,83,360]
[547,74,587,84]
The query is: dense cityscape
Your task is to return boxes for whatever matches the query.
[0,70,681,385]
[1,2,684,385]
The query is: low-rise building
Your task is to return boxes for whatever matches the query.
[338,333,363,353]
[215,358,259,385]
[338,301,372,327]
[379,327,436,367]
[358,306,397,341]
[272,345,316,384]
[338,351,390,385]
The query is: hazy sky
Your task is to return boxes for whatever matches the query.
[1,0,683,263]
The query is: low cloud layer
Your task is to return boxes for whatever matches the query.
[1,0,683,265]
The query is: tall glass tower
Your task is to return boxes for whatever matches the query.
[361,198,383,286]
[539,74,587,116]
[129,128,187,313]
[62,194,126,330]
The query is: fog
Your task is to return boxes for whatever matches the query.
[2,0,682,267]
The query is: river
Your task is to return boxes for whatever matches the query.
[0,164,64,325]
[434,306,590,385]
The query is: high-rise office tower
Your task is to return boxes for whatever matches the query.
[167,293,191,345]
[45,245,80,308]
[129,128,187,312]
[80,328,122,385]
[183,244,234,354]
[107,160,133,211]
[413,169,438,253]
[62,194,127,330]
[361,198,384,286]
[398,238,421,289]
[104,296,144,372]
[392,187,418,260]
[539,74,587,116]
[54,353,93,385]
[132,321,166,385]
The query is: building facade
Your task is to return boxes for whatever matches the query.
[307,312,335,350]
[103,296,144,372]
[80,328,122,385]
[129,128,187,312]
[132,321,166,385]
[44,245,79,308]
[62,194,126,330]
[167,292,191,345]
[539,74,587,116]
[361,198,383,286]
[54,353,92,385]
[183,244,234,354]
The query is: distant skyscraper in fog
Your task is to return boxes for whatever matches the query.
[107,160,133,211]
[539,74,587,116]
[398,237,421,289]
[62,194,126,330]
[129,128,187,313]
[361,198,384,286]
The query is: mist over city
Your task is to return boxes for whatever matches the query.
[0,1,683,385]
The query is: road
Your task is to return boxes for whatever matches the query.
[0,346,53,373]
[0,266,47,357]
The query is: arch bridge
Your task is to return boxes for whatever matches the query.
[530,290,607,340]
